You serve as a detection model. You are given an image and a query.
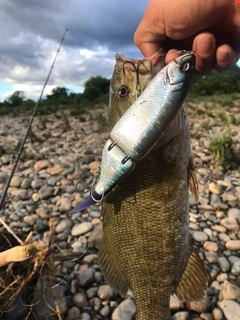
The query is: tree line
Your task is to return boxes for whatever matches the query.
[1,65,240,116]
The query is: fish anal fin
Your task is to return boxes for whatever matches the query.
[188,157,199,202]
[98,234,129,296]
[176,248,208,302]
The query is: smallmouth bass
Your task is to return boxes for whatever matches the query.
[97,53,208,320]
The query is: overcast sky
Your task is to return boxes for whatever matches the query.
[0,0,149,101]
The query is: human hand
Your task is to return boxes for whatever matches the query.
[134,0,240,74]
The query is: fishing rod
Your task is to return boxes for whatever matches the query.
[0,28,68,212]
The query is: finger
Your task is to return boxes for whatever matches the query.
[165,49,180,65]
[214,44,239,71]
[134,1,165,57]
[192,32,216,74]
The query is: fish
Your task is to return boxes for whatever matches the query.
[70,52,197,213]
[96,52,208,320]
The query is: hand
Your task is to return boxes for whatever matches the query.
[134,0,240,74]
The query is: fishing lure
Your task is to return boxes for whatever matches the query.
[70,51,195,213]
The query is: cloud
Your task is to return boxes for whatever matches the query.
[0,0,148,100]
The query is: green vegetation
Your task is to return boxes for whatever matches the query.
[209,131,234,169]
[0,76,110,116]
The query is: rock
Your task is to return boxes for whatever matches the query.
[222,192,237,202]
[112,299,136,320]
[47,164,63,175]
[218,257,230,272]
[205,251,219,264]
[71,222,93,236]
[193,231,208,242]
[74,268,94,288]
[55,218,73,233]
[31,179,44,189]
[88,223,103,249]
[172,311,189,320]
[100,305,111,316]
[57,197,72,212]
[32,279,67,318]
[200,313,213,320]
[209,182,222,195]
[220,217,239,232]
[89,161,100,170]
[220,280,240,302]
[34,160,49,171]
[89,297,102,311]
[97,285,114,300]
[86,287,98,299]
[23,215,38,226]
[218,300,240,320]
[10,176,22,187]
[227,207,240,221]
[212,308,223,320]
[81,313,91,320]
[226,240,240,251]
[0,172,8,184]
[203,241,219,252]
[94,271,103,284]
[82,154,95,164]
[170,295,184,310]
[72,290,88,308]
[232,261,240,276]
[66,306,81,320]
[211,225,226,233]
[21,178,32,189]
[39,185,54,200]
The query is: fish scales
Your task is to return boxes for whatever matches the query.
[98,53,207,320]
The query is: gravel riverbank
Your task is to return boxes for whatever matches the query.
[0,104,240,320]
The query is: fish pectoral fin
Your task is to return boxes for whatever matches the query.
[176,248,208,302]
[98,234,129,296]
[188,157,199,202]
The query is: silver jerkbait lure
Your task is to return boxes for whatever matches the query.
[70,52,195,213]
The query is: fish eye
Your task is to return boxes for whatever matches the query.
[181,62,190,72]
[117,86,129,99]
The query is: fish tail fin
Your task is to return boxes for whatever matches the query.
[69,191,102,213]
[176,248,208,302]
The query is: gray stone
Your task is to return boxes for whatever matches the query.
[39,185,54,200]
[218,300,240,320]
[72,290,88,308]
[193,231,208,242]
[81,313,91,320]
[74,268,94,288]
[218,256,230,272]
[0,172,8,184]
[55,218,73,233]
[94,271,103,284]
[20,178,32,189]
[88,223,103,249]
[66,306,81,320]
[86,287,98,299]
[31,179,44,189]
[100,305,111,316]
[112,299,136,320]
[232,261,240,276]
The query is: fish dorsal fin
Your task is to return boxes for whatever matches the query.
[188,157,199,202]
[98,230,129,296]
[176,248,208,302]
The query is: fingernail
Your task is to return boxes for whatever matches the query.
[197,38,213,57]
[217,51,229,64]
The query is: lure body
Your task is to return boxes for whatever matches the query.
[70,53,195,213]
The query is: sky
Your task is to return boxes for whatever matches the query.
[0,0,150,101]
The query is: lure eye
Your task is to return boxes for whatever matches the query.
[117,86,129,99]
[181,62,190,72]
